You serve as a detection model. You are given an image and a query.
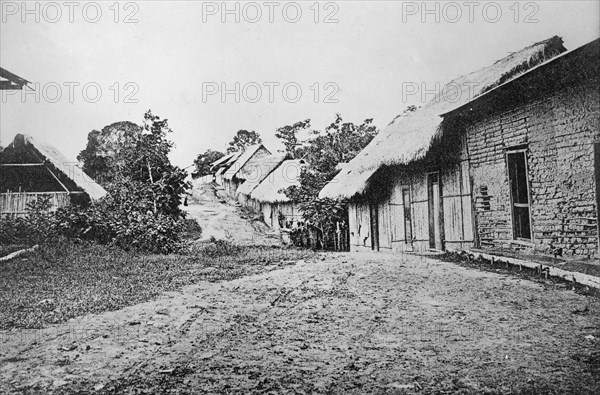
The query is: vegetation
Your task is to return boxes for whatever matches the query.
[280,114,379,249]
[194,149,225,176]
[77,120,141,183]
[275,118,311,159]
[0,111,191,254]
[0,238,316,330]
[72,111,190,252]
[227,129,262,153]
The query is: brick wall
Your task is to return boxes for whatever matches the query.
[467,82,600,257]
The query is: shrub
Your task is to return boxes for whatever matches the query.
[53,201,186,254]
[0,197,55,245]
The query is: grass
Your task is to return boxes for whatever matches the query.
[0,239,316,330]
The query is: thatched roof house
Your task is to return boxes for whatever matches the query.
[223,144,271,182]
[222,144,271,196]
[212,151,242,186]
[318,36,600,258]
[1,134,107,216]
[210,151,239,172]
[250,159,305,229]
[0,67,30,90]
[251,159,304,203]
[320,36,567,200]
[236,153,286,198]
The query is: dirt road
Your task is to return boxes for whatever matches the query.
[1,183,599,393]
[183,180,279,246]
[1,251,599,393]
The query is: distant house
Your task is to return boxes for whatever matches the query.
[210,151,241,186]
[0,134,107,217]
[236,153,286,209]
[223,144,271,196]
[251,159,305,229]
[320,36,600,258]
[0,67,29,90]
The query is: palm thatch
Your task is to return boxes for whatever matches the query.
[215,166,226,179]
[0,67,30,90]
[250,159,304,203]
[224,144,270,181]
[210,151,241,171]
[1,134,107,200]
[320,36,566,200]
[236,153,286,196]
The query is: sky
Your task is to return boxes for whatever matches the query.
[1,0,598,170]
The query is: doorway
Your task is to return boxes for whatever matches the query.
[370,204,379,251]
[507,150,532,240]
[402,187,413,244]
[428,172,443,250]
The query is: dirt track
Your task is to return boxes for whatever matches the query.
[183,180,279,246]
[1,183,599,394]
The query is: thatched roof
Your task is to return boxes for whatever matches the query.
[215,166,226,179]
[0,67,30,90]
[210,151,240,171]
[319,36,567,200]
[1,134,107,200]
[224,144,271,181]
[236,153,286,196]
[250,159,304,203]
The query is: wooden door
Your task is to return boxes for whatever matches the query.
[428,172,444,250]
[402,188,413,244]
[370,204,379,251]
[507,150,532,240]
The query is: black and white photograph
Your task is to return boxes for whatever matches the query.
[1,1,599,393]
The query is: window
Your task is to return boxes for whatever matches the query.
[507,150,531,240]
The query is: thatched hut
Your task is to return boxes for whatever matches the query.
[236,153,286,209]
[223,144,271,196]
[320,36,599,257]
[1,134,107,217]
[211,151,241,186]
[0,67,30,90]
[251,159,305,229]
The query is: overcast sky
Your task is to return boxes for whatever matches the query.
[1,1,598,169]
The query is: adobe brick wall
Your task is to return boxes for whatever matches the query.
[467,82,600,257]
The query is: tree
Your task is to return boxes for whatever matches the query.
[227,130,262,153]
[79,111,189,217]
[77,121,141,183]
[53,111,192,253]
[194,149,225,176]
[283,114,379,249]
[117,110,189,216]
[275,119,311,158]
[286,114,378,201]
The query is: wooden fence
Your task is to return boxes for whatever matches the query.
[0,191,71,218]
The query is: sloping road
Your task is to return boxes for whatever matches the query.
[183,180,279,246]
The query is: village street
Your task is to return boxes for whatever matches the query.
[0,183,599,394]
[183,180,280,246]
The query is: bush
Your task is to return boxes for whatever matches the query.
[54,200,186,254]
[0,197,55,245]
[1,196,187,254]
